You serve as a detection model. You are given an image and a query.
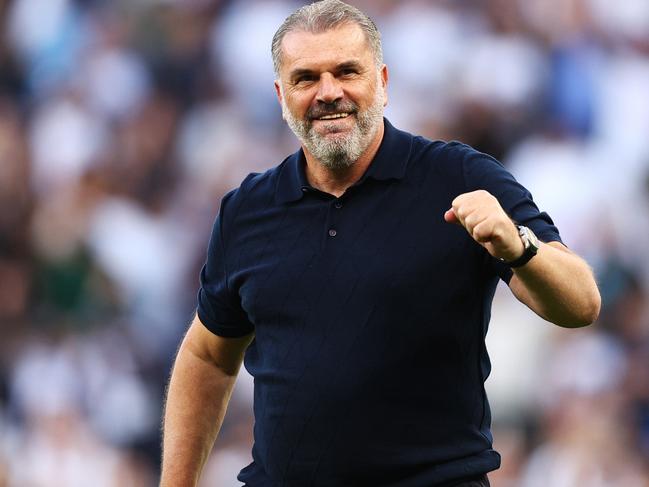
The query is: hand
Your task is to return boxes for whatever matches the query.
[444,190,524,262]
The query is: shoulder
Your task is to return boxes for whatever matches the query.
[220,155,294,213]
[395,129,519,198]
[411,136,497,167]
[235,163,283,199]
[404,134,490,184]
[416,135,510,178]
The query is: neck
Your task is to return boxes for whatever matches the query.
[303,122,385,198]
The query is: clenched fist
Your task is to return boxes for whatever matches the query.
[444,190,525,263]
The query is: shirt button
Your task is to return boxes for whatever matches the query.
[301,187,308,192]
[328,229,337,237]
[334,201,343,209]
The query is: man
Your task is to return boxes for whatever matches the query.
[160,1,601,486]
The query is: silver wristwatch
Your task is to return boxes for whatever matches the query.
[504,225,539,268]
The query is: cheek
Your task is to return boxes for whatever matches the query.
[286,93,312,115]
[351,80,380,104]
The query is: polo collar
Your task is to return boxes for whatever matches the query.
[275,118,413,204]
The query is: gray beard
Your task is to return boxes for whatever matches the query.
[282,91,385,171]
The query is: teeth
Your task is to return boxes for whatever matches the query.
[319,112,350,120]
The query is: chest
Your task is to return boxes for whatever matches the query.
[227,179,491,327]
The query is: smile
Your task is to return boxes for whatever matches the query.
[317,112,351,120]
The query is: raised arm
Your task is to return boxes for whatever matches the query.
[445,190,601,327]
[160,314,253,487]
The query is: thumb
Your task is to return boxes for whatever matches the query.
[444,208,460,225]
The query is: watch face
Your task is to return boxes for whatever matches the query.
[519,226,539,252]
[508,225,539,266]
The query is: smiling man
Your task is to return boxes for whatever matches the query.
[277,21,387,178]
[160,2,600,487]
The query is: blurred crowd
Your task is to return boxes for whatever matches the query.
[1,0,648,485]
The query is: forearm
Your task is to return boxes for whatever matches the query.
[446,190,600,327]
[160,335,239,486]
[510,241,601,327]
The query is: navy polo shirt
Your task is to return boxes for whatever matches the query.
[197,119,562,486]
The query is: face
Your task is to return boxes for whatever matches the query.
[275,23,388,170]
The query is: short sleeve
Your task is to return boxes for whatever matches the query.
[461,146,564,283]
[197,191,254,337]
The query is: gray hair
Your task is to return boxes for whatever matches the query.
[271,0,383,76]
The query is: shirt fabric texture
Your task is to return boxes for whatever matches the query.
[197,119,562,487]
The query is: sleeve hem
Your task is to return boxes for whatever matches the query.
[197,308,254,338]
[536,233,564,246]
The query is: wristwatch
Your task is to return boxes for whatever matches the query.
[504,225,539,268]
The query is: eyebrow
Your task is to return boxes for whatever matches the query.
[288,61,364,81]
[289,68,316,81]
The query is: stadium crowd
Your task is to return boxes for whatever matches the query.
[1,0,648,485]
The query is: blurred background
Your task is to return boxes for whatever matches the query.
[1,0,648,485]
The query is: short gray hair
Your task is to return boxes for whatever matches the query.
[271,0,383,76]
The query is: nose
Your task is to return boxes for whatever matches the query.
[316,73,343,104]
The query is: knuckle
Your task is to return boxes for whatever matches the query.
[473,221,493,240]
[473,229,488,242]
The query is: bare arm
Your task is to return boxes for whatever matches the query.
[445,190,600,327]
[160,314,254,487]
[508,241,600,327]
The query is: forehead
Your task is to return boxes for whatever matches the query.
[279,23,372,74]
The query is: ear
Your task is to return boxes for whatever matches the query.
[274,80,283,106]
[380,64,389,107]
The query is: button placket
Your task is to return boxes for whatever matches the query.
[326,198,343,239]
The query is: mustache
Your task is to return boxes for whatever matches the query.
[307,101,358,120]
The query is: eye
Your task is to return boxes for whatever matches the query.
[340,68,358,77]
[295,75,316,84]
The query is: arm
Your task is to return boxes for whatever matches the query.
[160,314,254,487]
[508,241,600,327]
[445,190,601,328]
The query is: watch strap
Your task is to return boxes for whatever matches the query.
[504,225,539,268]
